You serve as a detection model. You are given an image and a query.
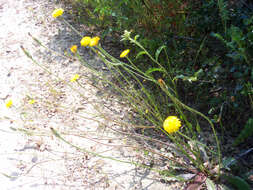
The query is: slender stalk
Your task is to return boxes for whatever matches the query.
[159,84,221,178]
[60,17,82,37]
[50,127,185,181]
[128,37,167,73]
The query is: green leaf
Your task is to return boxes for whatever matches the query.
[145,67,164,75]
[211,32,225,42]
[173,75,197,83]
[144,150,149,156]
[206,178,216,190]
[188,76,197,82]
[222,157,237,170]
[155,45,166,61]
[136,51,148,59]
[196,121,201,133]
[134,35,140,41]
[244,16,253,25]
[233,118,253,146]
[229,26,243,43]
[225,175,251,190]
[194,69,203,77]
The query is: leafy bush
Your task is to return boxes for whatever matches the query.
[72,0,187,35]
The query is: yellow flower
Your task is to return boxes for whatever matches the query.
[89,36,100,47]
[70,45,78,54]
[70,74,80,82]
[80,36,91,47]
[6,99,13,108]
[120,49,130,58]
[52,8,64,18]
[28,99,36,104]
[163,116,181,134]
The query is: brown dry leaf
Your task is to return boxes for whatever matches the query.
[185,183,204,190]
[185,173,207,190]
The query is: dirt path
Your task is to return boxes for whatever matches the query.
[0,0,181,189]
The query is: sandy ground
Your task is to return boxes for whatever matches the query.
[0,0,184,189]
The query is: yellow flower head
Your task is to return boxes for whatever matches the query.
[28,99,36,104]
[6,99,13,108]
[163,116,181,134]
[89,36,100,47]
[52,8,64,18]
[70,45,78,54]
[120,49,130,58]
[80,36,91,47]
[70,74,80,82]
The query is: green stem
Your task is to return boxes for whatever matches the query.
[129,37,167,73]
[60,18,82,37]
[50,127,185,181]
[160,84,221,178]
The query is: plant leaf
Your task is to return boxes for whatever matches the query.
[206,178,216,190]
[194,69,203,77]
[233,118,253,146]
[211,32,226,45]
[211,32,224,41]
[173,75,197,83]
[136,51,148,59]
[186,183,203,190]
[145,67,164,75]
[155,45,166,61]
[222,157,237,170]
[134,35,140,41]
[225,175,251,190]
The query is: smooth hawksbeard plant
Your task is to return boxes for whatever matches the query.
[52,8,64,18]
[163,116,181,134]
[80,36,91,47]
[120,49,130,58]
[44,16,222,181]
[80,36,100,47]
[90,37,100,47]
[70,74,80,82]
[5,99,13,108]
[70,45,78,54]
[28,99,36,104]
